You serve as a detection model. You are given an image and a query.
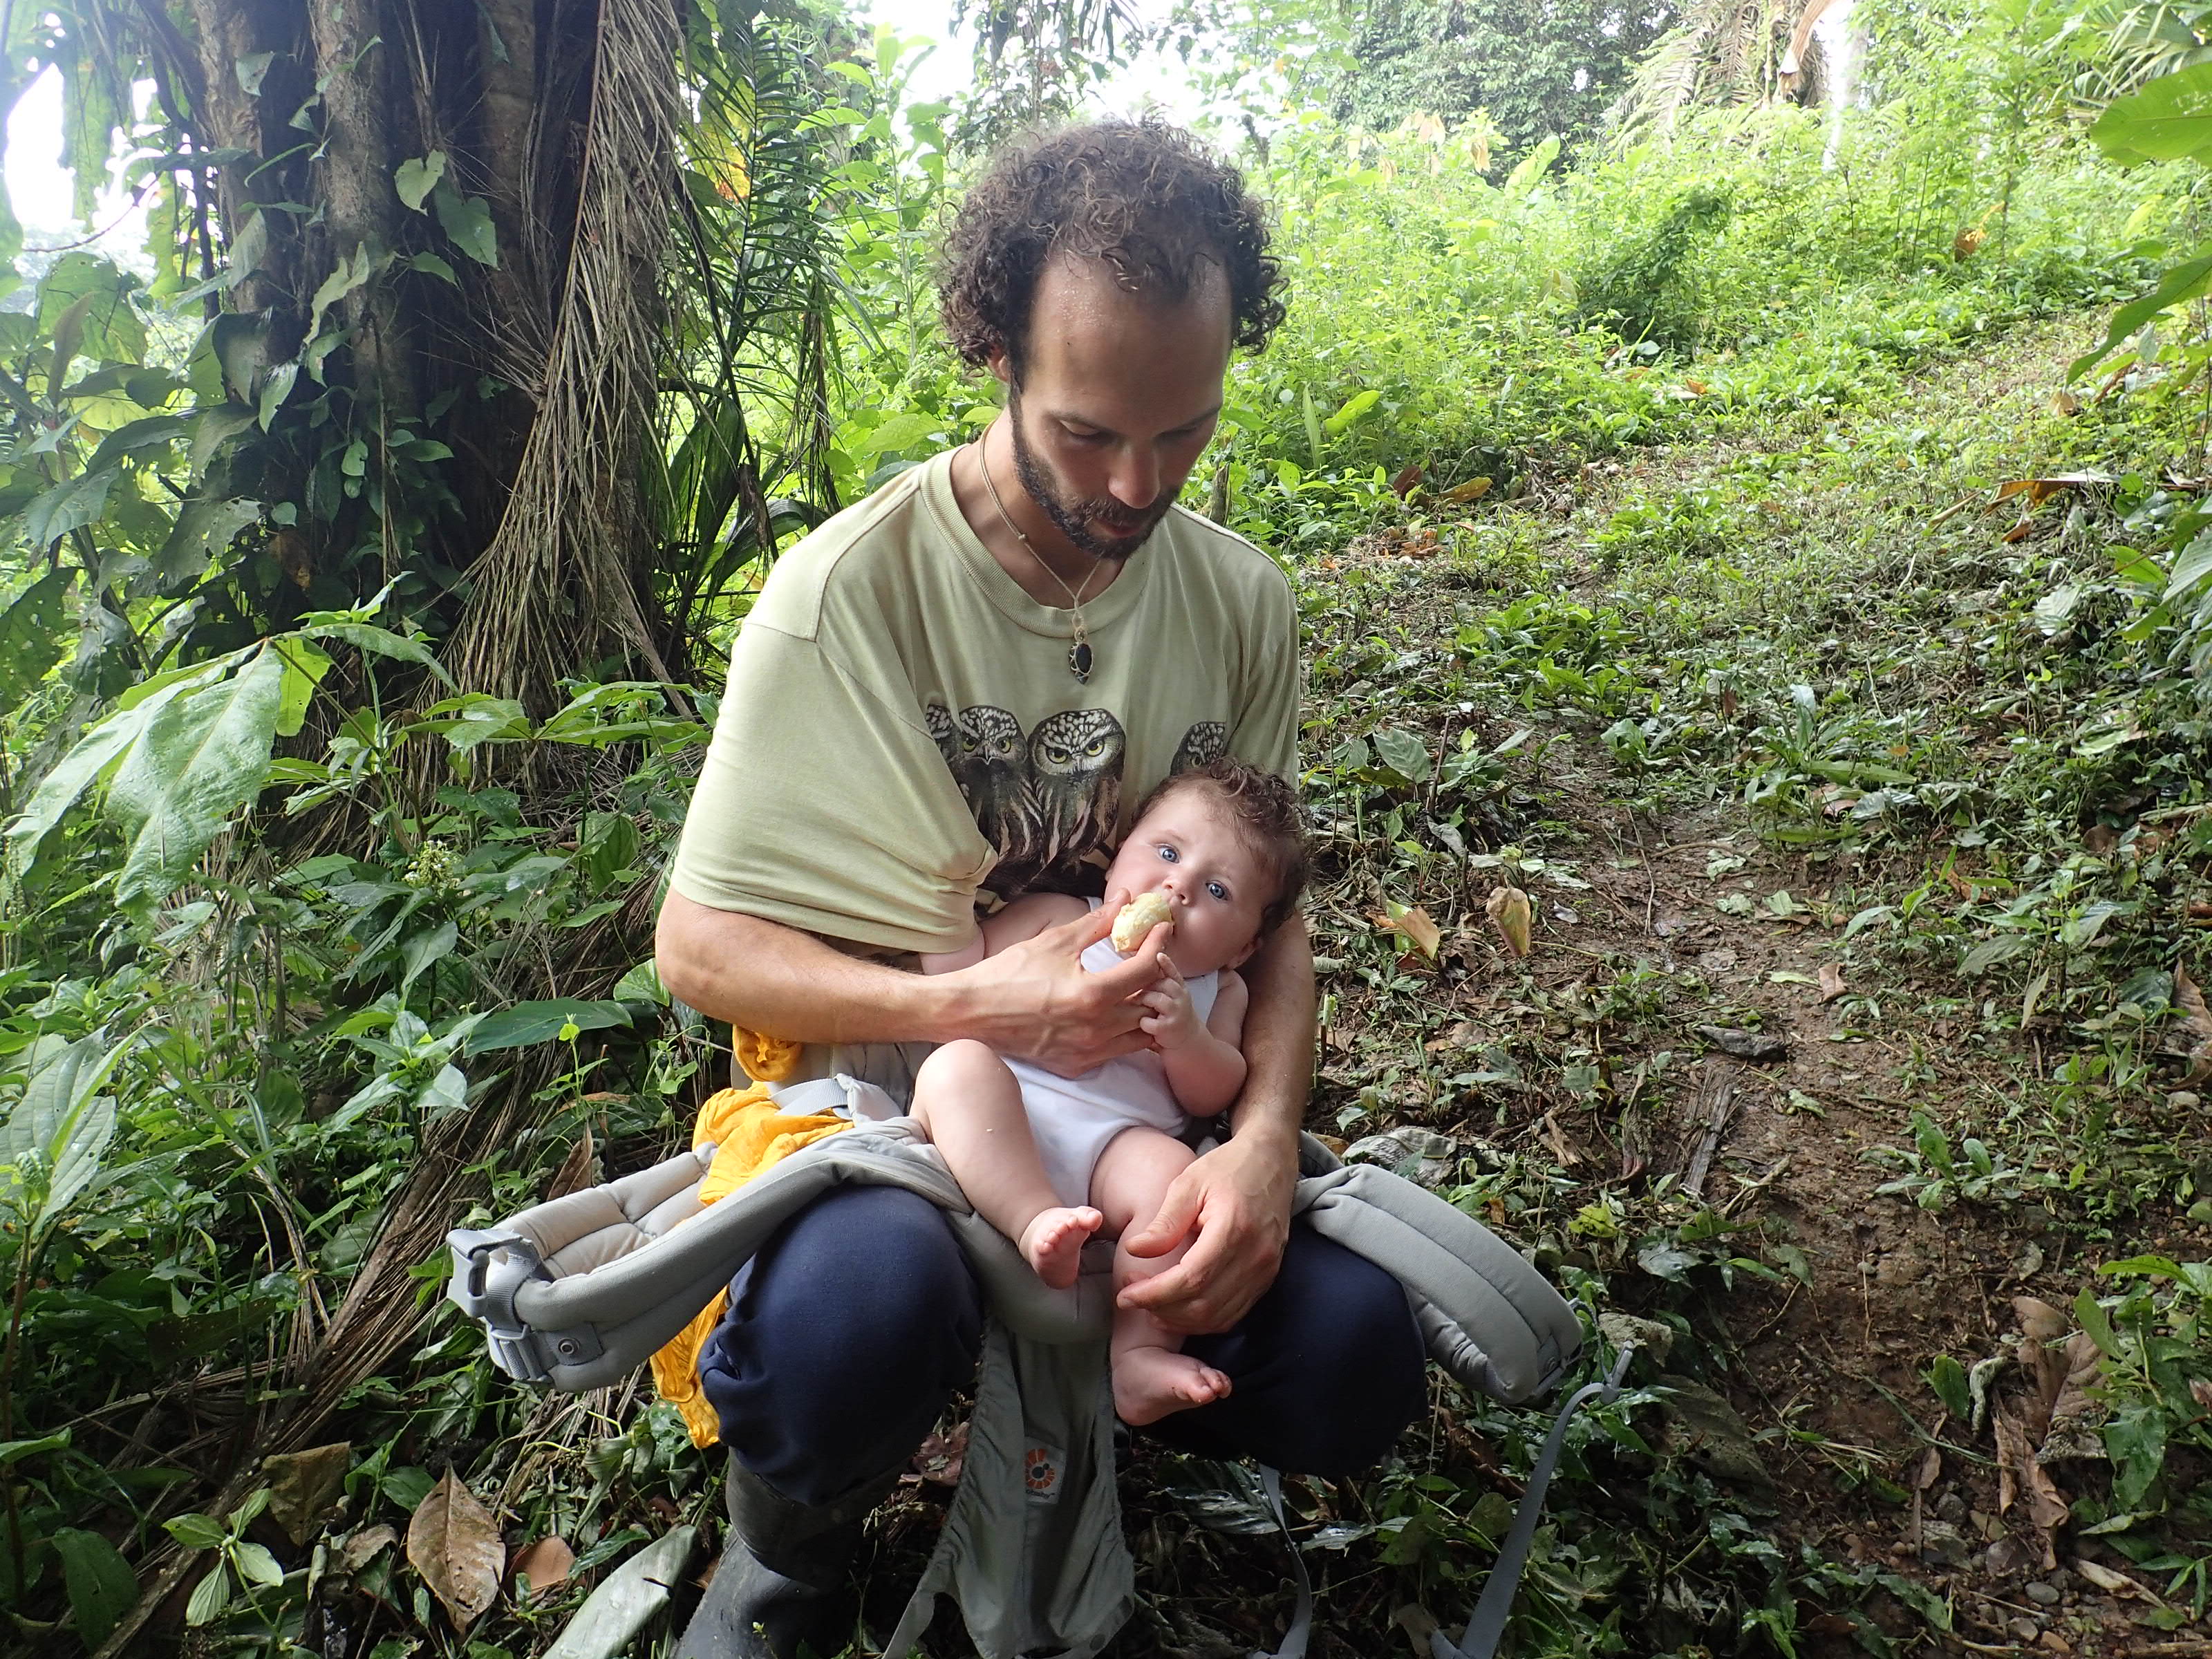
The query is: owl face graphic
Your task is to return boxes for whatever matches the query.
[1028,707,1126,874]
[950,704,1037,874]
[1170,720,1227,775]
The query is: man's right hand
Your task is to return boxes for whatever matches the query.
[948,894,1171,1076]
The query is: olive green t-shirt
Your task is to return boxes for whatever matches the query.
[668,447,1300,955]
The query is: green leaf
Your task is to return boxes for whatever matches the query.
[2167,529,2212,599]
[257,360,299,430]
[2,670,205,872]
[0,1430,70,1465]
[432,183,499,267]
[2105,1403,2168,1511]
[232,1540,284,1588]
[400,921,458,995]
[22,464,118,548]
[307,244,377,341]
[541,1527,698,1659]
[53,1527,138,1646]
[106,643,287,919]
[37,254,146,371]
[7,1031,130,1230]
[272,635,332,738]
[1322,388,1380,435]
[164,1512,228,1551]
[0,570,73,706]
[2070,247,2212,379]
[1371,727,1430,784]
[466,1000,636,1055]
[1924,1353,1971,1423]
[394,150,447,212]
[2074,1286,2121,1358]
[234,50,274,95]
[2089,62,2212,165]
[153,496,263,594]
[304,620,455,687]
[185,1562,231,1626]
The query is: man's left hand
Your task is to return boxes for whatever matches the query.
[1115,1130,1295,1334]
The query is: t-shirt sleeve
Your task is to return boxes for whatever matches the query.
[667,621,995,955]
[1226,562,1300,780]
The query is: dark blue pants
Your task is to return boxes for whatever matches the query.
[697,1185,1428,1505]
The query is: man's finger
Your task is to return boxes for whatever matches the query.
[1121,1168,1203,1259]
[1088,936,1175,997]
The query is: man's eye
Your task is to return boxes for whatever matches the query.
[1063,427,1106,444]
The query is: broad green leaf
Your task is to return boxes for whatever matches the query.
[37,253,145,373]
[306,621,454,684]
[234,50,274,95]
[1372,727,1430,783]
[106,644,287,919]
[272,635,333,738]
[466,1000,636,1055]
[400,921,458,995]
[0,1430,70,1465]
[185,1562,231,1625]
[2070,247,2212,378]
[395,150,447,212]
[8,1031,130,1229]
[308,244,376,341]
[258,360,298,429]
[541,1527,697,1659]
[21,463,118,548]
[2089,62,2212,165]
[220,208,270,292]
[2,672,202,871]
[232,1540,284,1587]
[1322,388,1380,435]
[1924,1353,1971,1422]
[153,496,262,594]
[2105,1403,2168,1510]
[0,569,73,706]
[433,184,499,267]
[2167,529,2212,599]
[53,1527,137,1646]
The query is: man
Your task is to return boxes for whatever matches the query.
[656,119,1425,1658]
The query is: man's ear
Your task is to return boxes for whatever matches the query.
[985,342,1013,388]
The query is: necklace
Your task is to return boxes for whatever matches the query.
[975,431,1101,683]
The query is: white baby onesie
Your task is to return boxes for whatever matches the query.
[1008,901,1220,1208]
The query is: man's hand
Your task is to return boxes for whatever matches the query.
[1116,1130,1296,1334]
[948,900,1171,1076]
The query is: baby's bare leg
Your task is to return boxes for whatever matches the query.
[1091,1128,1232,1424]
[909,1040,1099,1289]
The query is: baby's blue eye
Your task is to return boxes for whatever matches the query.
[1206,881,1228,901]
[1156,844,1178,863]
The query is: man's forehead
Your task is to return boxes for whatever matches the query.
[1022,254,1231,425]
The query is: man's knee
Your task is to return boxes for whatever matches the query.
[700,1185,982,1501]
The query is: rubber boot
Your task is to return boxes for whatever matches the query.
[671,1456,903,1659]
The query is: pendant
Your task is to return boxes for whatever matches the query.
[1069,639,1094,682]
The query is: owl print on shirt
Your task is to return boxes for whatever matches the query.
[930,704,1226,899]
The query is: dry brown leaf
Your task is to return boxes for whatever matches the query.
[911,1423,968,1488]
[264,1441,351,1548]
[1376,903,1442,961]
[2052,389,2081,417]
[339,1525,397,1574]
[1992,474,2108,508]
[1485,886,1533,957]
[2073,1558,2146,1597]
[1954,225,1987,259]
[2043,1333,2106,1456]
[1993,1407,2067,1568]
[1682,377,1709,395]
[2014,1296,2070,1427]
[2173,965,2212,1086]
[1442,476,1492,504]
[510,1535,574,1595]
[1539,1112,1580,1168]
[406,1470,504,1631]
[1912,1447,1941,1490]
[1818,964,1846,1003]
[2193,1378,2212,1410]
[1389,464,1423,498]
[545,1129,597,1201]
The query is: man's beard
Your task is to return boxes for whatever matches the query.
[1006,391,1177,563]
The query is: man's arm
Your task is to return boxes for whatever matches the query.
[1116,913,1315,1333]
[656,890,1172,1075]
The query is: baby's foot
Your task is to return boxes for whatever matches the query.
[1018,1206,1102,1290]
[1112,1345,1233,1425]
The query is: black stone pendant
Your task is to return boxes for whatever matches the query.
[1069,639,1094,682]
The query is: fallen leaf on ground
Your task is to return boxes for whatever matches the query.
[1376,901,1442,961]
[1484,886,1532,957]
[1991,474,2110,508]
[1539,1112,1580,1168]
[512,1536,575,1594]
[1992,1406,2068,1568]
[339,1526,397,1573]
[1442,475,1492,503]
[545,1130,597,1200]
[1912,1447,1941,1490]
[1694,1024,1788,1062]
[2072,1558,2147,1597]
[406,1470,504,1631]
[264,1441,351,1548]
[1389,464,1423,498]
[2173,965,2212,1085]
[1819,964,1846,1002]
[910,1423,968,1488]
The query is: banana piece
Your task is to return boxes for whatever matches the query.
[1110,891,1174,953]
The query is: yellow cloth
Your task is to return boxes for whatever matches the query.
[647,1076,852,1447]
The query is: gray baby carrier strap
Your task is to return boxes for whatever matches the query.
[445,1078,1598,1659]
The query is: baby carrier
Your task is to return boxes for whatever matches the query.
[446,1072,1627,1659]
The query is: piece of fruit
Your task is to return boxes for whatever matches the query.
[1111,891,1174,953]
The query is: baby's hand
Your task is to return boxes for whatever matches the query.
[1136,957,1205,1051]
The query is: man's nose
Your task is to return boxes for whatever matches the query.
[1109,444,1158,509]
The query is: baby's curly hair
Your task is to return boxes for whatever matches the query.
[1134,756,1309,939]
[939,118,1287,375]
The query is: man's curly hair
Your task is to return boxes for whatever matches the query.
[939,119,1287,375]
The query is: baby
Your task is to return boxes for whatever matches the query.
[912,756,1308,1425]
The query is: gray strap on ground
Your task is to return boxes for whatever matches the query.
[1430,1347,1635,1659]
